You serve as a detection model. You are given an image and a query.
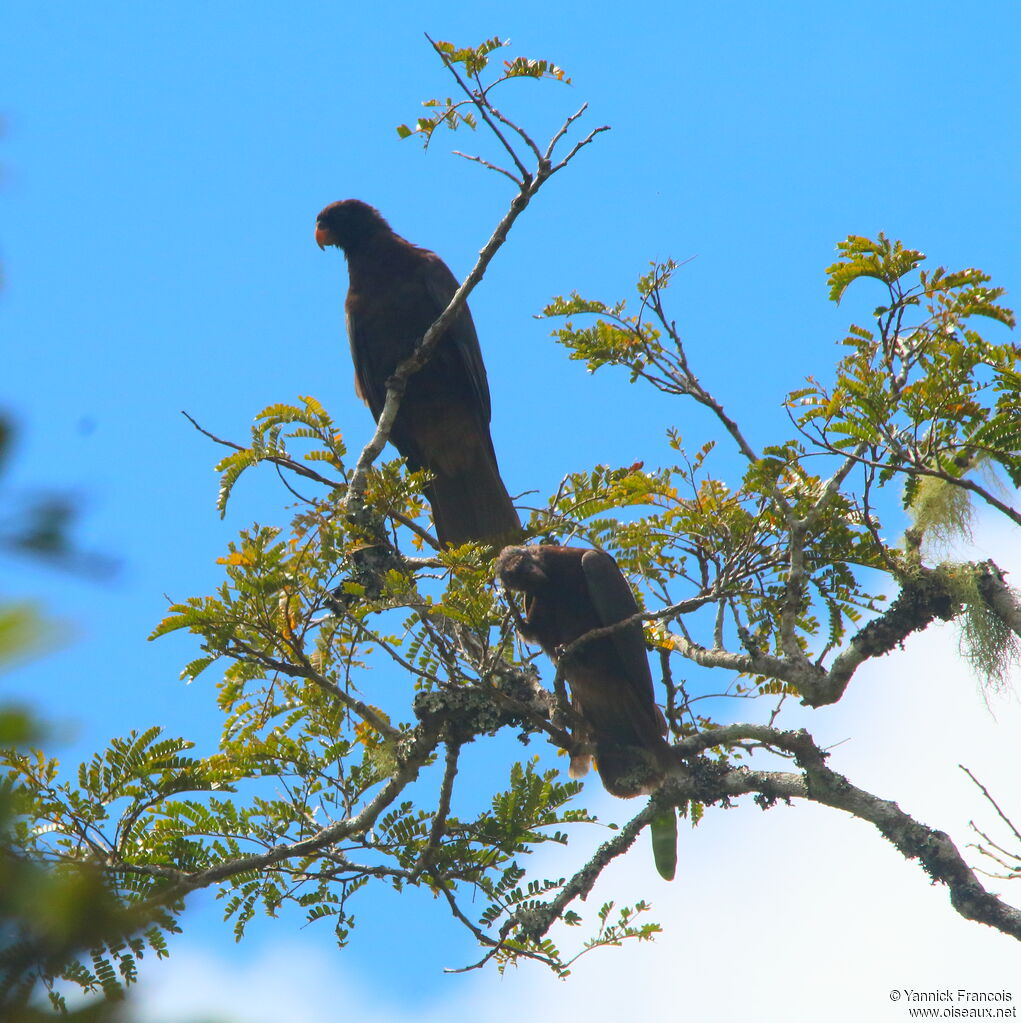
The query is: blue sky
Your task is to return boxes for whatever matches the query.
[3,2,1021,1019]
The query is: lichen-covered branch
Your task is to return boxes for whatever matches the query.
[658,555,1014,709]
[505,724,1021,952]
[976,560,1021,639]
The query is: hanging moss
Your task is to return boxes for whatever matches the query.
[938,563,1020,693]
[907,475,974,557]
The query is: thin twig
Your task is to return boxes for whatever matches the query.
[961,765,1021,844]
[181,410,345,489]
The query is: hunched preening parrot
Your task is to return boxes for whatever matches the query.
[495,543,679,879]
[315,199,520,548]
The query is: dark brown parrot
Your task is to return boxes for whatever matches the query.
[315,199,520,548]
[495,543,675,795]
[495,543,679,878]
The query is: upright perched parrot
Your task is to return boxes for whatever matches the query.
[315,199,520,548]
[495,543,679,879]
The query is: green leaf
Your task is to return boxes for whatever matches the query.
[649,810,678,881]
[826,233,925,303]
[0,602,57,668]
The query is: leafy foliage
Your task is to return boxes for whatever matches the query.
[10,225,1017,990]
[0,423,173,1019]
[397,37,572,146]
[794,233,1020,497]
[4,35,1021,1011]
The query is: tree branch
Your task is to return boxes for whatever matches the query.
[810,565,962,706]
[227,636,402,739]
[120,719,444,906]
[344,55,607,526]
[513,724,1021,949]
[181,410,345,490]
[412,739,462,878]
[976,560,1021,639]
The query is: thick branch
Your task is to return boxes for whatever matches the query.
[976,560,1021,638]
[514,724,1021,949]
[663,630,823,693]
[811,565,961,706]
[514,798,661,943]
[672,559,1011,710]
[413,740,462,878]
[781,729,1021,939]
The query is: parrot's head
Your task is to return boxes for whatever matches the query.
[315,199,390,252]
